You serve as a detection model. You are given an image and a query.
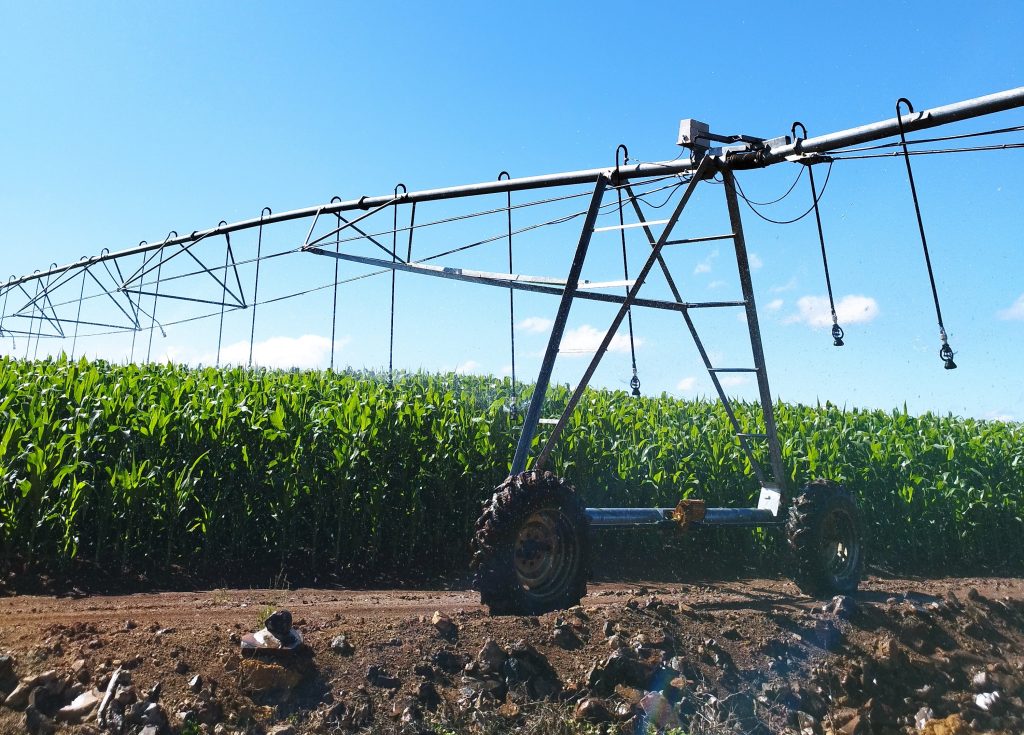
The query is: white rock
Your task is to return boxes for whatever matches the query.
[55,689,102,723]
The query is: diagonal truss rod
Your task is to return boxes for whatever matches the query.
[533,158,712,471]
[305,248,745,313]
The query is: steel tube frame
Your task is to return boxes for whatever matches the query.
[534,158,712,470]
[7,86,1022,293]
[721,170,786,488]
[585,506,782,528]
[510,176,609,475]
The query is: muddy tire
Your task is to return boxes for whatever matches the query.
[786,480,864,597]
[471,470,589,615]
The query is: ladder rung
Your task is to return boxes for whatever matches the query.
[686,300,746,309]
[593,219,670,233]
[709,367,759,373]
[665,233,735,245]
[736,433,768,439]
[577,279,635,290]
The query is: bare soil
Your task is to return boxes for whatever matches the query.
[0,574,1022,734]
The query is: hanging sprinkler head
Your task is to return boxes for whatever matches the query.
[939,333,957,370]
[831,322,845,347]
[630,373,641,398]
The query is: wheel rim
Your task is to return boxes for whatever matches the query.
[513,508,579,604]
[821,507,860,581]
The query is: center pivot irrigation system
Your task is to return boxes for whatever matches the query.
[3,87,1024,613]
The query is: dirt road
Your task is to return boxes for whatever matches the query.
[1,575,1022,734]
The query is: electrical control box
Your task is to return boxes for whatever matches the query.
[677,119,710,150]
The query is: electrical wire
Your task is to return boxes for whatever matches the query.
[825,124,1024,154]
[733,162,834,225]
[730,165,805,206]
[828,142,1024,160]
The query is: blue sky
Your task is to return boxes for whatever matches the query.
[1,2,1023,421]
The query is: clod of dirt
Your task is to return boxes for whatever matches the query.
[504,640,560,699]
[574,696,611,723]
[639,691,681,731]
[24,699,56,735]
[824,594,858,619]
[551,621,582,649]
[476,639,507,676]
[587,649,655,694]
[365,664,401,689]
[5,670,59,710]
[416,680,440,711]
[237,659,303,693]
[920,713,972,735]
[431,611,457,640]
[430,648,467,674]
[330,634,355,656]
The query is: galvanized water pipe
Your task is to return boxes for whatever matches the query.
[7,86,1024,291]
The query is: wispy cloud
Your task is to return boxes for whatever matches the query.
[771,277,797,293]
[165,334,349,369]
[767,298,784,311]
[676,376,697,392]
[707,280,726,290]
[984,409,1017,423]
[998,294,1024,321]
[559,324,643,356]
[518,316,553,333]
[455,360,481,375]
[749,253,763,269]
[694,249,719,275]
[786,294,880,328]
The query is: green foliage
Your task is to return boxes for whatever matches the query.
[0,355,1021,583]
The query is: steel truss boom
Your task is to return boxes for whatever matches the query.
[7,86,1024,293]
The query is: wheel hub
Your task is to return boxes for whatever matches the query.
[512,509,577,598]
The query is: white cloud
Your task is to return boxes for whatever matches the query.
[749,253,763,269]
[676,376,697,392]
[559,324,644,356]
[984,410,1016,423]
[767,299,784,311]
[498,364,513,376]
[164,334,349,369]
[786,295,879,328]
[518,316,553,333]
[719,375,750,388]
[455,360,481,375]
[707,280,725,290]
[771,277,797,293]
[694,249,719,275]
[998,294,1024,321]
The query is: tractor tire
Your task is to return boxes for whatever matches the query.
[471,470,589,615]
[786,480,864,597]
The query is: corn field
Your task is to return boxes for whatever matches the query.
[0,355,1021,585]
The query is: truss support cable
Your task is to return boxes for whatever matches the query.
[896,98,957,370]
[24,280,40,359]
[130,247,143,362]
[146,235,170,364]
[793,123,844,347]
[389,184,407,383]
[71,265,87,358]
[329,198,344,372]
[216,225,231,367]
[499,172,518,417]
[250,208,270,368]
[0,278,12,347]
[616,145,641,396]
